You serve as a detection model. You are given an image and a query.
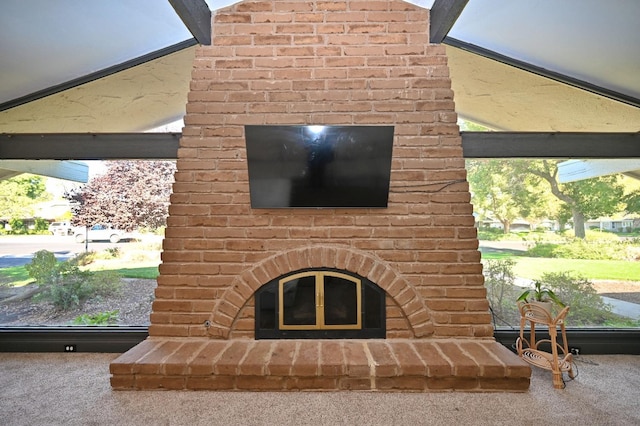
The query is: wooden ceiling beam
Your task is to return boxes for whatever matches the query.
[169,0,212,45]
[462,132,640,158]
[0,133,181,160]
[2,132,639,160]
[430,0,469,44]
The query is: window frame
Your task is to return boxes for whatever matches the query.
[1,132,638,353]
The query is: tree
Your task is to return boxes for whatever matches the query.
[0,174,50,219]
[620,176,640,220]
[554,204,573,233]
[64,161,175,231]
[624,190,640,215]
[467,159,547,233]
[519,160,624,239]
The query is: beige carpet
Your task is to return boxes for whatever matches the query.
[1,353,638,425]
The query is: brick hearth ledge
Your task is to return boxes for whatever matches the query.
[110,338,530,392]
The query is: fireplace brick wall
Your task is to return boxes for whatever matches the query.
[110,0,533,393]
[150,0,492,342]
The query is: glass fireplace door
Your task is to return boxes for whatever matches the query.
[279,271,362,330]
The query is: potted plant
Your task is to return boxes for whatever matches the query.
[516,280,566,319]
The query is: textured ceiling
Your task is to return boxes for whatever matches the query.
[447,45,640,132]
[448,0,640,101]
[0,47,195,133]
[0,0,192,105]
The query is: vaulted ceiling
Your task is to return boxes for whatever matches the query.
[1,0,639,181]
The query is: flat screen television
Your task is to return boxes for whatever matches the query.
[245,125,394,208]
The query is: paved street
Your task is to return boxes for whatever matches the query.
[0,235,125,267]
[478,240,529,252]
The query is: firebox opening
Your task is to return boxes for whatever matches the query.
[255,268,386,339]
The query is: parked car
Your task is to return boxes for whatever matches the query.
[74,224,135,243]
[49,221,73,236]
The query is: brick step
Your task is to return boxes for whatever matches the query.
[110,338,530,392]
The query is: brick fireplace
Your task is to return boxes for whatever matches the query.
[110,0,530,391]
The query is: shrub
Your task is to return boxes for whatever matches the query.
[72,310,119,325]
[526,239,630,260]
[560,229,620,241]
[8,218,26,235]
[584,229,622,241]
[483,259,521,325]
[525,243,557,258]
[33,218,50,233]
[540,271,615,326]
[556,240,628,260]
[105,247,121,258]
[25,250,122,310]
[45,264,92,310]
[25,250,59,284]
[91,248,121,261]
[477,228,505,241]
[70,251,97,266]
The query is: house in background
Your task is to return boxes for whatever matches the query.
[586,216,640,233]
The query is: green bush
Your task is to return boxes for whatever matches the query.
[584,229,623,241]
[556,240,628,260]
[560,229,620,241]
[46,264,92,310]
[72,310,119,325]
[25,250,59,284]
[526,239,630,260]
[8,218,26,235]
[33,218,50,233]
[525,243,557,258]
[540,271,615,326]
[477,228,505,241]
[25,250,122,310]
[104,247,121,258]
[69,251,99,266]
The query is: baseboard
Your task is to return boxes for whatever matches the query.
[1,326,638,354]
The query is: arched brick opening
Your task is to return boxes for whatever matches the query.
[207,245,434,339]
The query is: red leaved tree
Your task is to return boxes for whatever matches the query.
[64,161,176,231]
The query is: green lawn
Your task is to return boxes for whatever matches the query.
[481,251,640,282]
[513,257,640,281]
[111,267,158,279]
[0,264,159,287]
[0,266,33,287]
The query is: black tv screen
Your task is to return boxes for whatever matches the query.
[245,125,394,208]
